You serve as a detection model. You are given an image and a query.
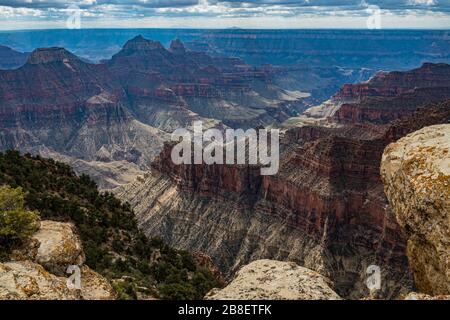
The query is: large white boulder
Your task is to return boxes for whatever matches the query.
[205,259,341,300]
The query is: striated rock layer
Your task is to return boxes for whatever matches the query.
[205,260,341,300]
[118,100,450,299]
[0,44,166,189]
[0,36,303,188]
[381,124,450,295]
[332,63,450,124]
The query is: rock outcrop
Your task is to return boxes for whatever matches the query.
[0,260,79,300]
[205,260,341,300]
[0,261,115,300]
[1,220,116,300]
[79,265,116,300]
[31,221,85,275]
[381,124,450,295]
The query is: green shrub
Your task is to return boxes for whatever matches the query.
[159,283,198,300]
[0,150,222,299]
[0,185,39,244]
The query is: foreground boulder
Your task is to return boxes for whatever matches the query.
[0,261,78,300]
[381,124,450,295]
[79,265,116,300]
[205,260,341,300]
[0,261,115,300]
[1,220,115,300]
[32,221,85,275]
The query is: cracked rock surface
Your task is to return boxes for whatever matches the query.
[381,124,450,295]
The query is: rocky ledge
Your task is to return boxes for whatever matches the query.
[0,220,116,300]
[205,260,341,300]
[381,124,450,295]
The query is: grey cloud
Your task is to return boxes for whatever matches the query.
[0,0,199,9]
[210,0,450,12]
[1,0,449,17]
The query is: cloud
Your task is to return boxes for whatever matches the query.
[210,0,450,11]
[0,0,449,28]
[0,1,199,9]
[1,0,449,11]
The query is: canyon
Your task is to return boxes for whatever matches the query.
[4,30,448,69]
[117,63,450,299]
[0,36,300,189]
[1,32,449,300]
[2,30,448,106]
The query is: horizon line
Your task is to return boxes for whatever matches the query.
[1,27,450,32]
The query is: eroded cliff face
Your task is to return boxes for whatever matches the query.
[0,36,304,189]
[1,220,116,300]
[191,30,449,69]
[117,100,450,299]
[381,124,450,296]
[332,63,450,124]
[108,36,299,130]
[0,46,167,189]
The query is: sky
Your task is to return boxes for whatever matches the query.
[0,0,449,30]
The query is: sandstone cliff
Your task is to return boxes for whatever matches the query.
[332,63,450,124]
[0,46,167,189]
[381,124,450,296]
[1,220,116,300]
[0,37,303,188]
[118,100,450,299]
[205,260,341,300]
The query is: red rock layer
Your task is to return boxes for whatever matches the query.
[149,100,450,296]
[332,63,450,124]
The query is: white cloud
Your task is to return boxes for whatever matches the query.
[408,0,436,5]
[0,0,449,28]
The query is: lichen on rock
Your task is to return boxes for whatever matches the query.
[205,260,342,300]
[32,220,85,276]
[402,292,450,300]
[381,124,450,295]
[0,220,116,300]
[0,260,79,300]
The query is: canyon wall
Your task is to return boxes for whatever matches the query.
[118,73,450,299]
[0,36,301,188]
